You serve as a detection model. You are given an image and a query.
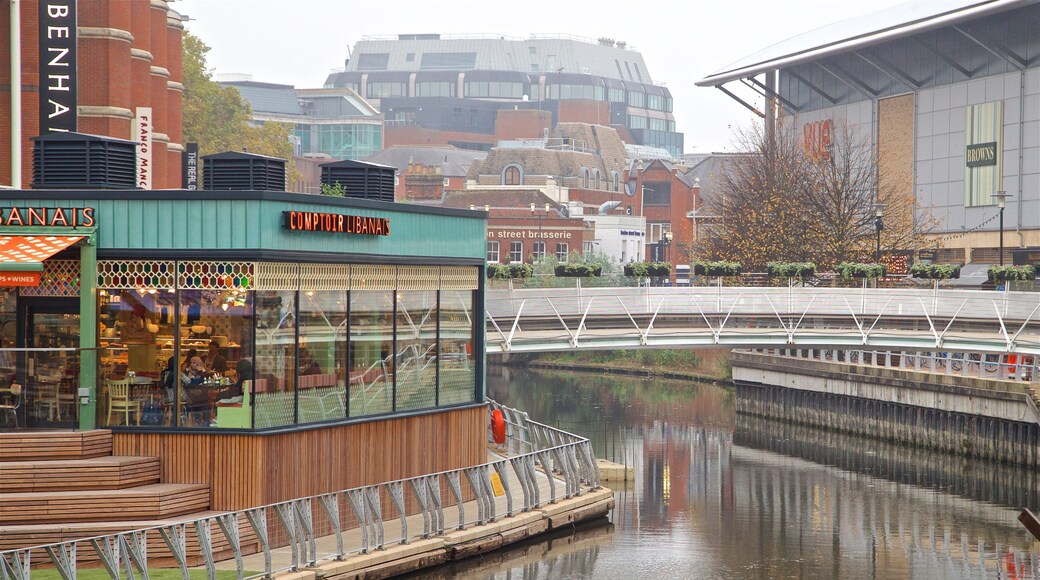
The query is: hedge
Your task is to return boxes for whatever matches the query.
[554,264,603,277]
[835,262,888,279]
[623,262,672,277]
[909,263,961,279]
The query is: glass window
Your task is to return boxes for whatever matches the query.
[644,182,672,206]
[416,81,455,97]
[439,290,476,405]
[509,241,523,263]
[297,290,347,424]
[594,170,601,190]
[647,94,665,111]
[487,241,500,263]
[583,169,590,188]
[650,118,668,132]
[366,82,406,98]
[406,53,415,62]
[394,291,438,411]
[627,90,645,107]
[612,171,620,192]
[609,87,625,103]
[556,243,569,262]
[252,290,297,428]
[317,124,383,160]
[349,291,394,417]
[629,115,647,130]
[532,242,546,261]
[504,166,521,185]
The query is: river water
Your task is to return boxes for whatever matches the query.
[432,366,1040,580]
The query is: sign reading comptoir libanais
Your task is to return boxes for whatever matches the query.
[283,211,390,236]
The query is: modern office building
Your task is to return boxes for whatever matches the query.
[698,0,1039,268]
[325,34,684,157]
[1,0,187,189]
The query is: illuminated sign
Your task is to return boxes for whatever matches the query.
[0,207,95,227]
[283,211,390,236]
[965,141,997,168]
[0,272,41,287]
[803,119,832,162]
[39,1,77,133]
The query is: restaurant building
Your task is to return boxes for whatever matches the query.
[0,187,487,509]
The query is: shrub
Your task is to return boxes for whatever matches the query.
[693,261,742,277]
[554,263,602,277]
[987,264,1036,282]
[909,263,961,279]
[836,262,887,279]
[766,262,816,278]
[623,262,671,277]
[486,263,533,279]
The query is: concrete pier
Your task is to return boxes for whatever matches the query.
[732,351,1040,467]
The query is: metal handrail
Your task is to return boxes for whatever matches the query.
[0,400,600,580]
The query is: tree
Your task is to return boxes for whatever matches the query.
[701,120,935,270]
[182,34,299,187]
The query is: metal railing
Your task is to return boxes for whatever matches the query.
[486,286,1040,355]
[0,400,600,580]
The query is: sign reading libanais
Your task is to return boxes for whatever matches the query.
[39,1,78,133]
[135,107,152,189]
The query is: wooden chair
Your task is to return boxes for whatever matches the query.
[106,378,140,426]
[0,384,22,428]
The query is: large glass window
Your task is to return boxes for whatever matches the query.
[546,84,604,101]
[504,166,521,185]
[439,290,476,405]
[366,82,406,98]
[509,242,523,263]
[395,291,438,411]
[349,291,394,417]
[297,290,347,423]
[416,81,456,97]
[465,81,524,99]
[532,242,546,261]
[627,90,645,107]
[317,124,383,160]
[487,241,500,263]
[252,290,297,428]
[556,243,569,262]
[647,94,666,111]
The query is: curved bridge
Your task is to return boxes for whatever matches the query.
[486,286,1040,356]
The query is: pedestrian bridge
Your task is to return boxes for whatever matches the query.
[485,286,1040,356]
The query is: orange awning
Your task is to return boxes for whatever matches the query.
[0,235,83,271]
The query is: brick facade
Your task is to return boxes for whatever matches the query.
[0,0,184,188]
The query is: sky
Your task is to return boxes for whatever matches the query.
[174,0,917,154]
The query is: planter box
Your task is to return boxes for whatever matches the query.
[624,262,671,277]
[693,262,742,277]
[910,263,961,279]
[487,263,533,279]
[987,265,1036,282]
[836,263,887,279]
[554,264,602,277]
[766,262,815,278]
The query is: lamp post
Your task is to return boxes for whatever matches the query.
[872,203,887,262]
[994,191,1011,266]
[661,230,673,285]
[530,202,550,262]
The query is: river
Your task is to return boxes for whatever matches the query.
[427,366,1040,579]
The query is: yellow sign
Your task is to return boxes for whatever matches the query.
[489,472,505,497]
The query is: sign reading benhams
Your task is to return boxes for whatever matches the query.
[283,211,390,236]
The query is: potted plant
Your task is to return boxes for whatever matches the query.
[766,262,816,279]
[987,264,1036,282]
[487,263,533,279]
[693,261,742,277]
[623,261,671,278]
[554,263,602,277]
[835,262,888,279]
[910,263,962,279]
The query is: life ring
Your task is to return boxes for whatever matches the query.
[490,409,506,444]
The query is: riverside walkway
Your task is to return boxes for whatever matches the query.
[486,286,1040,355]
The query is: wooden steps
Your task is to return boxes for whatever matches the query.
[0,511,260,567]
[0,430,112,461]
[0,484,211,525]
[0,456,161,493]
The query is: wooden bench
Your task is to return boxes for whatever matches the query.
[0,430,112,461]
[0,483,211,525]
[0,456,160,493]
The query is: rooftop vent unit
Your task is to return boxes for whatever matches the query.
[202,151,286,191]
[31,132,137,189]
[320,159,396,202]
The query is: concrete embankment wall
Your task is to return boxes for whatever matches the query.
[732,352,1040,467]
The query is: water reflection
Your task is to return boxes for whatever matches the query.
[470,366,1040,580]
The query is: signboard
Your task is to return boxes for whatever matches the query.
[182,142,199,190]
[39,1,78,133]
[134,107,153,189]
[487,229,573,240]
[803,119,832,162]
[0,272,41,287]
[0,207,95,227]
[966,141,997,168]
[283,211,390,236]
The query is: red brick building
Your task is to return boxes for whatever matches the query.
[0,0,185,188]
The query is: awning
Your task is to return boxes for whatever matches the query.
[0,235,83,272]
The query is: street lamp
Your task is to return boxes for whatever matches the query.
[994,191,1011,266]
[872,203,887,262]
[661,230,673,263]
[530,202,551,261]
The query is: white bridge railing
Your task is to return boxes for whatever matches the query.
[486,287,1040,355]
[0,401,599,580]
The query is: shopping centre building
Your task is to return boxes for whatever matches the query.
[698,0,1039,269]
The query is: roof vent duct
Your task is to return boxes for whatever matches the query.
[320,159,396,202]
[31,132,138,190]
[202,151,287,191]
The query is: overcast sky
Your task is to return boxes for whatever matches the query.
[174,0,916,154]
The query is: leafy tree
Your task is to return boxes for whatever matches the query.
[182,33,299,188]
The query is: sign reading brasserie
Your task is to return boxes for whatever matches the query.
[283,211,390,236]
[965,141,997,168]
[39,1,78,133]
[0,207,95,227]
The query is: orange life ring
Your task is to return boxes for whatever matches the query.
[490,409,506,444]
